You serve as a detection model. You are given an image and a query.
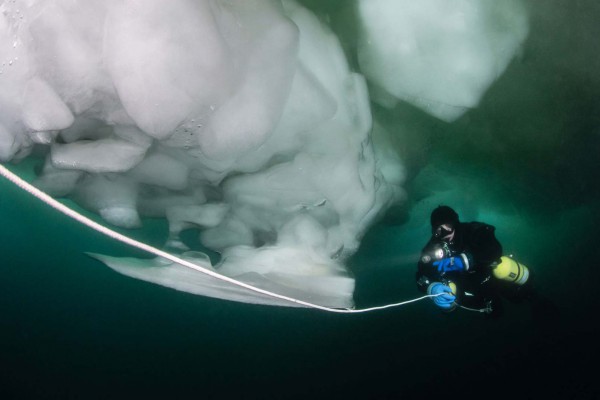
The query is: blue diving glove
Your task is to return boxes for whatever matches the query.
[433,254,469,273]
[427,283,456,310]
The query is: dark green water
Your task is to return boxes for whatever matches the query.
[2,1,600,398]
[1,174,598,399]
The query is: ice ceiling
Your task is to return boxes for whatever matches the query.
[0,0,531,308]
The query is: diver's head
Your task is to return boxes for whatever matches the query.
[431,205,459,241]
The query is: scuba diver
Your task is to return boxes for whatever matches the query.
[416,205,534,318]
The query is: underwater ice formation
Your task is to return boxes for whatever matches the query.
[357,0,529,122]
[0,0,527,307]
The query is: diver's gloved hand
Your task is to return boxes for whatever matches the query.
[433,253,470,272]
[427,283,456,310]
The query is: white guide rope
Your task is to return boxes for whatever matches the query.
[0,163,438,313]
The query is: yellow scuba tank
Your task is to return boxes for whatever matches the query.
[493,256,529,285]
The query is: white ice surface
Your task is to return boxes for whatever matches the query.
[0,0,527,307]
[357,0,528,121]
[90,250,354,309]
